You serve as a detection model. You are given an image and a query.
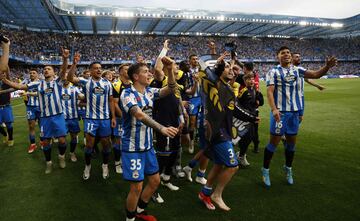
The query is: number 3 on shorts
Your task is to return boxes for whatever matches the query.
[130,159,141,170]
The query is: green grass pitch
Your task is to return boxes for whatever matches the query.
[0,78,359,221]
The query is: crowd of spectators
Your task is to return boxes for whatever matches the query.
[2,27,359,79]
[2,27,360,61]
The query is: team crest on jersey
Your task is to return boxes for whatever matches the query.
[61,94,71,101]
[147,92,154,99]
[44,87,53,95]
[93,86,105,95]
[230,158,236,165]
[132,170,139,179]
[124,96,132,105]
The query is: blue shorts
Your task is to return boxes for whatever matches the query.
[0,105,13,123]
[212,141,238,167]
[65,118,80,133]
[78,109,86,120]
[112,118,123,137]
[84,119,111,137]
[26,106,40,121]
[40,114,67,139]
[188,97,202,116]
[270,111,300,136]
[122,148,159,182]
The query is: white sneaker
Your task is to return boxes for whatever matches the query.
[188,141,194,154]
[195,176,207,185]
[151,192,164,204]
[53,138,59,143]
[70,152,77,162]
[102,164,109,179]
[115,161,123,174]
[58,154,66,169]
[45,161,53,174]
[239,154,250,167]
[83,165,91,180]
[161,181,179,191]
[183,166,193,182]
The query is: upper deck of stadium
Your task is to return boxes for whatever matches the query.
[0,0,359,38]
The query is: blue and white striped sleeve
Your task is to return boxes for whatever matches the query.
[297,67,307,78]
[27,81,40,90]
[120,89,137,113]
[266,68,276,86]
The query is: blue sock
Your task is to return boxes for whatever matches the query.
[58,142,67,155]
[201,186,212,196]
[29,134,36,144]
[197,170,205,178]
[189,159,198,168]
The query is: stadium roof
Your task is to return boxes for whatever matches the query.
[0,0,359,38]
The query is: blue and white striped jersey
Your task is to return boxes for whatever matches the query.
[266,65,306,112]
[77,86,86,111]
[120,85,160,152]
[61,84,81,120]
[22,79,40,107]
[27,78,63,117]
[188,67,201,98]
[78,77,113,120]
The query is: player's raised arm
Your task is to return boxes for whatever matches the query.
[305,78,326,90]
[154,39,170,81]
[59,47,70,80]
[0,72,28,91]
[304,56,337,79]
[159,56,176,98]
[67,52,81,84]
[0,36,10,72]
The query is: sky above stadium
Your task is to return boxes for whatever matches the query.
[65,0,360,19]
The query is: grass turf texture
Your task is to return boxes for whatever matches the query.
[0,78,359,221]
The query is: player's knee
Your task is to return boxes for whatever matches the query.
[130,183,143,196]
[266,143,277,152]
[148,174,161,189]
[58,137,66,144]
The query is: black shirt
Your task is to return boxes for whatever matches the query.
[0,81,11,105]
[150,76,183,127]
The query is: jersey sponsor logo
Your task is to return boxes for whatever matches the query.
[284,73,296,82]
[93,86,105,95]
[44,87,53,95]
[61,94,71,101]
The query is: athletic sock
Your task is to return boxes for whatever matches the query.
[58,142,66,155]
[201,186,212,197]
[29,134,36,144]
[137,199,148,214]
[84,148,92,165]
[0,126,7,136]
[263,145,275,169]
[43,144,52,161]
[7,127,13,140]
[70,139,77,153]
[188,159,198,168]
